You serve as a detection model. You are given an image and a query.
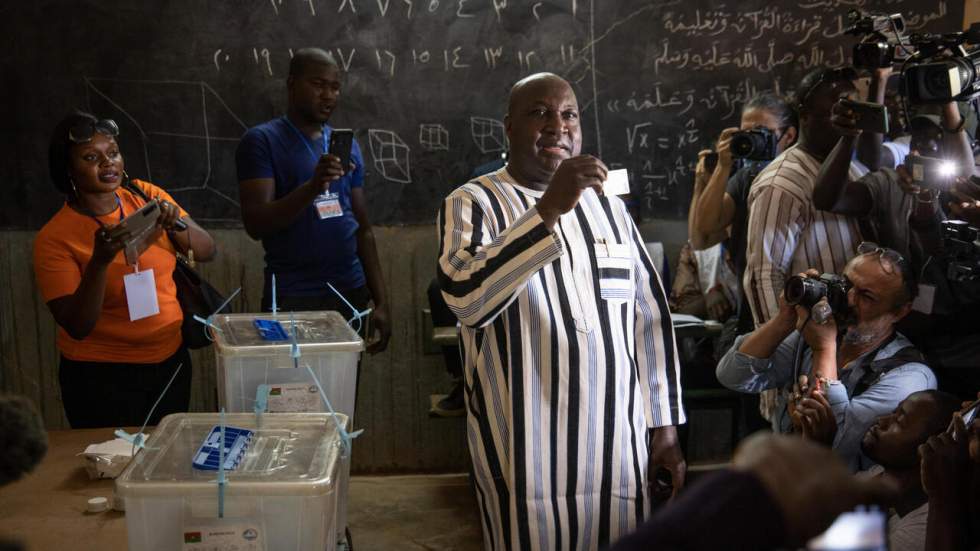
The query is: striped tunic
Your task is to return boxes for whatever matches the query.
[437,168,684,551]
[744,145,865,326]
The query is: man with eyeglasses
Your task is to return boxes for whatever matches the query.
[717,244,937,472]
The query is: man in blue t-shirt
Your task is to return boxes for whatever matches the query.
[236,47,390,353]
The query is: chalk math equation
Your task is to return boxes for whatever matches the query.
[204,0,956,221]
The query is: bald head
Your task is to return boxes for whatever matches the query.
[289,48,339,78]
[508,73,573,116]
[504,72,582,189]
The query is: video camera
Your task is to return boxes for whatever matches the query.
[731,128,779,161]
[845,9,910,70]
[902,22,980,104]
[785,273,851,320]
[906,154,959,188]
[941,220,980,281]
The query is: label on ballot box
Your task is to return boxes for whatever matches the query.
[182,522,265,551]
[267,382,321,413]
[191,425,253,471]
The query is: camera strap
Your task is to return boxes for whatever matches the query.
[852,333,924,397]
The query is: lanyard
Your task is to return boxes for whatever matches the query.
[76,193,124,227]
[282,116,327,163]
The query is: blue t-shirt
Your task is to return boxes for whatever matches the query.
[236,117,366,295]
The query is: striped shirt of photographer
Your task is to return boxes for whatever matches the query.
[744,144,867,326]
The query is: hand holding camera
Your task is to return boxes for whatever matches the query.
[833,99,889,135]
[714,127,740,166]
[90,223,133,266]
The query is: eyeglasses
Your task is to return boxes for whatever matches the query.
[857,241,906,274]
[797,67,859,111]
[68,119,119,143]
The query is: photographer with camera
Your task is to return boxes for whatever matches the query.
[813,95,975,263]
[688,93,797,334]
[717,245,937,472]
[902,172,980,396]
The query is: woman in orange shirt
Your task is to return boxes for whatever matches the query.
[34,112,216,428]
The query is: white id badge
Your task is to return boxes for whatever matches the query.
[911,284,936,314]
[315,192,343,219]
[123,268,160,321]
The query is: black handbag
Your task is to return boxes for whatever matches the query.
[171,254,231,349]
[123,180,230,349]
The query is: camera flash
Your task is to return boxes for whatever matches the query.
[939,161,957,177]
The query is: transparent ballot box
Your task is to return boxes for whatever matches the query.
[210,311,363,549]
[115,412,347,551]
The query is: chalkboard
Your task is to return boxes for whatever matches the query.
[0,0,963,229]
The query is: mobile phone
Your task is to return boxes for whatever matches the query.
[839,98,889,134]
[906,154,957,187]
[951,398,980,440]
[119,200,161,265]
[807,508,887,551]
[964,401,979,425]
[327,129,354,171]
[704,152,719,173]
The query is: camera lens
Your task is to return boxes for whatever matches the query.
[785,275,827,307]
[785,276,807,305]
[730,132,757,158]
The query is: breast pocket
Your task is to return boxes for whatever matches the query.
[595,242,634,303]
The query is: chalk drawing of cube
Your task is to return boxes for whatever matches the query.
[419,124,450,151]
[368,129,411,183]
[470,117,507,154]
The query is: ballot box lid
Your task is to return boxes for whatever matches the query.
[211,311,364,355]
[115,412,347,497]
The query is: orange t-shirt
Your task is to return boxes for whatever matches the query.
[33,180,190,363]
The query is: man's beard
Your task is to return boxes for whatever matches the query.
[841,317,891,346]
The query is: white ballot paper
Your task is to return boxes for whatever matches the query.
[604,169,631,196]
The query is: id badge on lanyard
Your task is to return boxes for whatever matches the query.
[123,262,160,321]
[315,192,343,219]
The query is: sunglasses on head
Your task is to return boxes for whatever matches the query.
[797,67,859,110]
[68,119,119,143]
[857,241,907,274]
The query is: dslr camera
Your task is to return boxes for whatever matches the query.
[785,273,851,318]
[902,22,980,103]
[845,9,910,70]
[941,220,980,281]
[731,128,778,161]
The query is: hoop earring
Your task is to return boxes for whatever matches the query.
[69,177,78,198]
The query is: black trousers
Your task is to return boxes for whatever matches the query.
[59,346,192,429]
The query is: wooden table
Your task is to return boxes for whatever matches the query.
[0,428,128,550]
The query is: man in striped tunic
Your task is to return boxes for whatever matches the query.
[437,73,685,550]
